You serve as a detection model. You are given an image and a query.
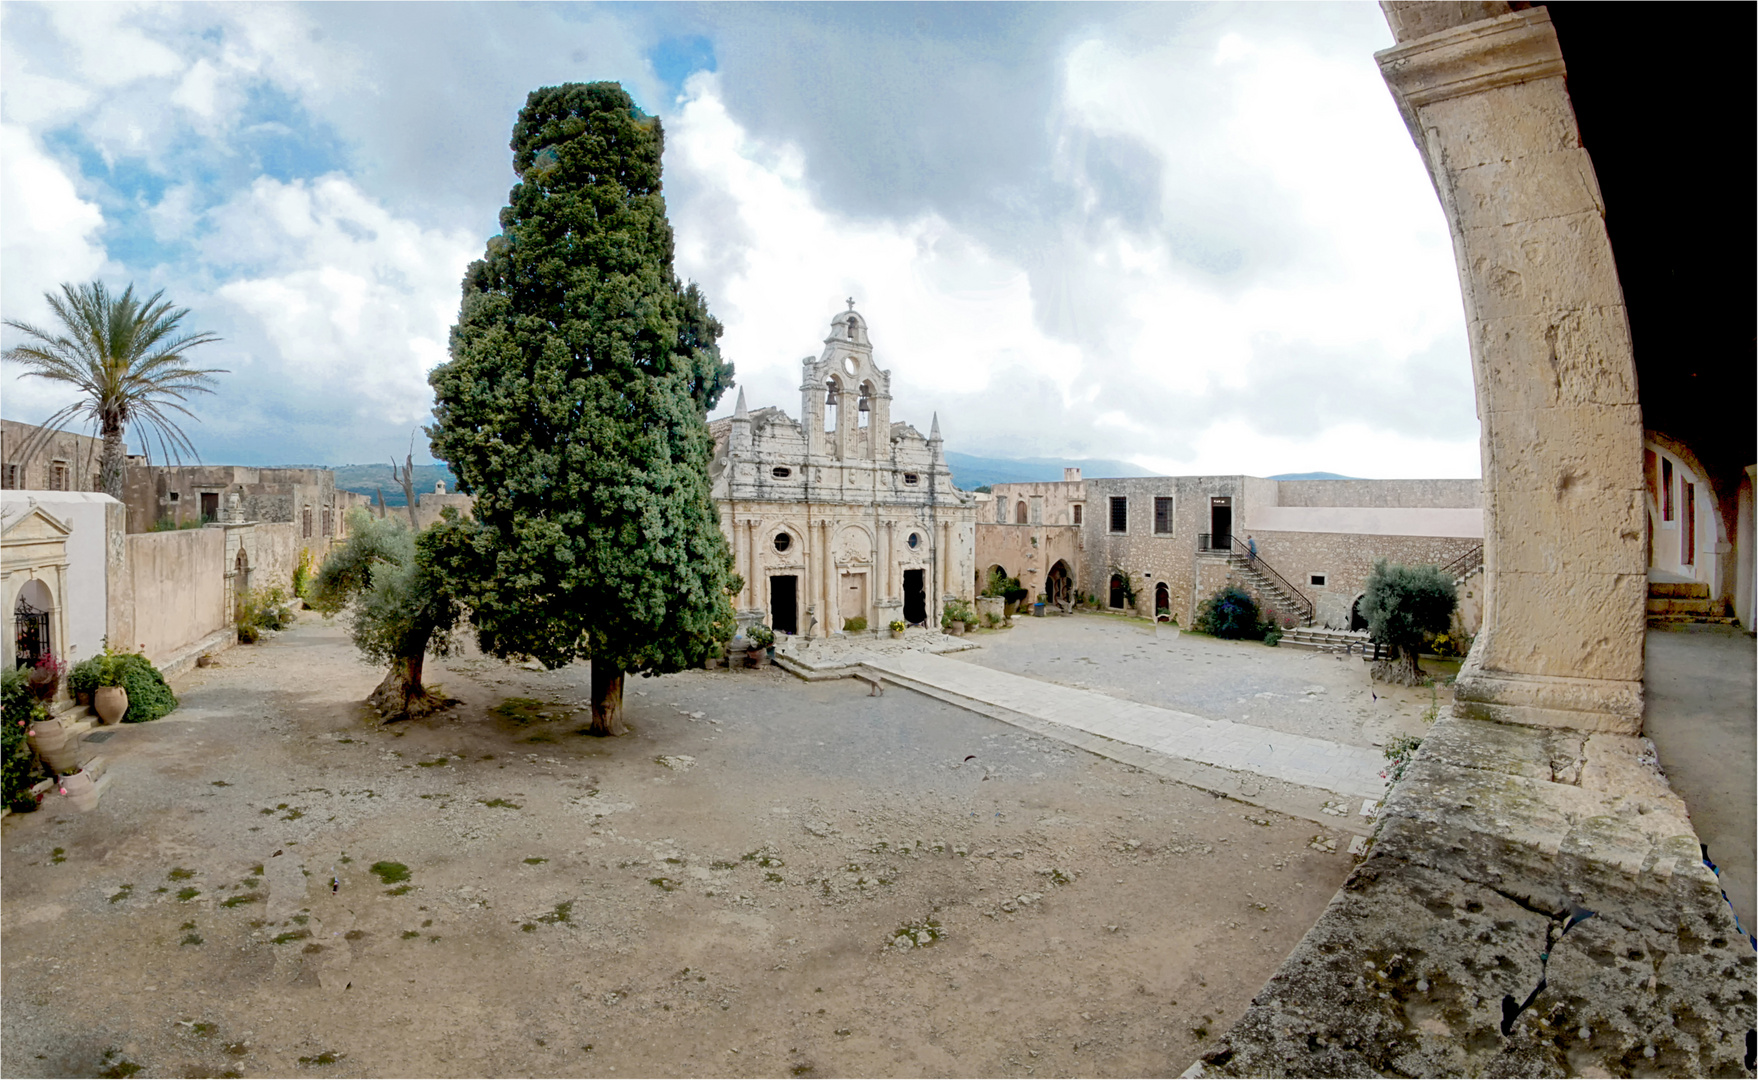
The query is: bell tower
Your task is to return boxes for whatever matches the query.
[800,300,890,460]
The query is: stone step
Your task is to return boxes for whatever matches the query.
[1646,597,1721,617]
[1648,581,1710,600]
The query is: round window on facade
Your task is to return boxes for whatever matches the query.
[907,532,920,549]
[774,532,792,553]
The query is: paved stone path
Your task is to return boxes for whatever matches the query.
[861,649,1387,805]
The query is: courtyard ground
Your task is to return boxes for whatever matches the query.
[1,613,1358,1079]
[959,613,1446,753]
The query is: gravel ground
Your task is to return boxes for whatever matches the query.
[2,612,1357,1078]
[956,612,1451,750]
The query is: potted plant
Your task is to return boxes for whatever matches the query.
[745,623,775,667]
[25,654,66,703]
[941,600,975,636]
[889,619,906,640]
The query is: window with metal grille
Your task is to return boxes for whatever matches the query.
[322,508,333,537]
[1072,504,1082,526]
[1,464,17,489]
[49,461,68,491]
[1109,496,1127,533]
[1153,497,1173,535]
[302,507,313,539]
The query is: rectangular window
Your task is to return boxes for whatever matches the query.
[1109,496,1128,534]
[1,464,17,489]
[49,461,68,491]
[1072,504,1082,526]
[1661,458,1674,521]
[1310,573,1327,587]
[302,506,313,539]
[322,508,333,537]
[1153,497,1173,535]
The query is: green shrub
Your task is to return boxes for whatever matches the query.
[1264,625,1283,647]
[981,612,1000,629]
[2,668,47,810]
[842,617,868,634]
[237,586,296,644]
[108,654,178,723]
[940,600,976,629]
[1193,584,1262,640]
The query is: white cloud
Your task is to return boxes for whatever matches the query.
[668,74,1087,428]
[0,124,109,323]
[203,174,478,424]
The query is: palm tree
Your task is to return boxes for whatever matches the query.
[3,281,225,499]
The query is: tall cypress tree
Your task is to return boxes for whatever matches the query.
[429,82,737,734]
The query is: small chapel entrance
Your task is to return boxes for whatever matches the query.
[903,568,927,625]
[769,575,798,636]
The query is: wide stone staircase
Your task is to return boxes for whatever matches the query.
[1279,625,1389,660]
[1647,579,1736,626]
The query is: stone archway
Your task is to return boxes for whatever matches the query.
[13,578,54,669]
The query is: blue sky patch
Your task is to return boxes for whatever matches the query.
[649,34,716,98]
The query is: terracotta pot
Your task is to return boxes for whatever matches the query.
[745,647,768,669]
[890,629,905,640]
[26,719,80,776]
[58,770,99,812]
[948,621,965,637]
[94,685,129,725]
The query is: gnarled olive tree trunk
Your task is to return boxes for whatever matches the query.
[588,661,626,736]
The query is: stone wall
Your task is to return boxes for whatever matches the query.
[1251,530,1483,630]
[0,420,105,492]
[1274,478,1481,508]
[127,528,226,666]
[974,523,1082,602]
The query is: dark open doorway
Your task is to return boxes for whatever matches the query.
[769,575,798,635]
[201,491,220,522]
[903,568,927,625]
[1210,497,1232,548]
[1154,581,1170,618]
[1109,572,1126,609]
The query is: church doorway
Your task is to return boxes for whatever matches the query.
[1154,581,1170,619]
[842,572,868,630]
[1109,572,1126,610]
[769,575,798,635]
[903,568,927,625]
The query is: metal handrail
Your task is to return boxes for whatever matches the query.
[1441,543,1485,581]
[1196,532,1232,553]
[1218,535,1315,626]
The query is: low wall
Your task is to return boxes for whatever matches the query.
[254,522,300,594]
[128,528,226,666]
[1198,714,1754,1077]
[1246,506,1482,538]
[1273,478,1482,508]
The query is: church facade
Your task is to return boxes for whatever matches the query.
[708,305,977,638]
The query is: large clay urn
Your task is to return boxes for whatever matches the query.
[58,770,99,812]
[94,686,128,725]
[26,719,79,775]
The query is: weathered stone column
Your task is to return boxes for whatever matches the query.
[1378,6,1645,733]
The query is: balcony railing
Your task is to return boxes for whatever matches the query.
[1196,532,1232,553]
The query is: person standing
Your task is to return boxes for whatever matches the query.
[1246,535,1258,561]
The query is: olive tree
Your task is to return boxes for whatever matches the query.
[1360,559,1457,686]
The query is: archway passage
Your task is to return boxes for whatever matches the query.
[903,568,927,625]
[1046,561,1072,607]
[1155,581,1171,618]
[1350,595,1368,633]
[983,563,1009,596]
[13,579,53,669]
[1109,573,1126,610]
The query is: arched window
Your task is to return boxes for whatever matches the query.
[13,579,53,669]
[1016,501,1028,524]
[824,378,840,433]
[857,380,873,428]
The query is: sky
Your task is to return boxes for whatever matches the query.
[0,1,1481,478]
